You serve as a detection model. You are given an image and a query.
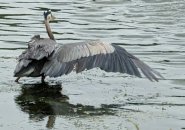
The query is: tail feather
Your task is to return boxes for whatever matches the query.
[14,59,47,77]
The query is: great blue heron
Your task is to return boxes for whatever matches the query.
[14,10,163,83]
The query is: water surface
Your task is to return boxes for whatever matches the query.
[0,0,185,130]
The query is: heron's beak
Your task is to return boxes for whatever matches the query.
[51,15,56,20]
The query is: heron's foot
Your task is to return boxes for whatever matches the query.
[41,75,45,83]
[15,77,20,82]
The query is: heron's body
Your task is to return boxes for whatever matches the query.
[14,35,56,77]
[14,10,163,82]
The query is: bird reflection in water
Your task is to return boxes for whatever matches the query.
[15,83,115,129]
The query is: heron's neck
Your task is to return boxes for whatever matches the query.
[44,20,55,40]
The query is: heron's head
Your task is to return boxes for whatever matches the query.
[43,10,55,21]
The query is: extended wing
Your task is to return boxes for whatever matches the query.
[41,40,163,81]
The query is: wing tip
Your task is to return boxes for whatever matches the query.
[130,58,164,82]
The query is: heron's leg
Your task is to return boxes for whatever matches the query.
[41,75,45,83]
[46,116,56,129]
[15,77,20,82]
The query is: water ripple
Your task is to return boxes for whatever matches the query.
[0,0,184,130]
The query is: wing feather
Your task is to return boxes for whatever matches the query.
[14,35,57,77]
[41,40,163,81]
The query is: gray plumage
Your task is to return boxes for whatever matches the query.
[14,38,163,81]
[14,10,164,82]
[14,35,57,77]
